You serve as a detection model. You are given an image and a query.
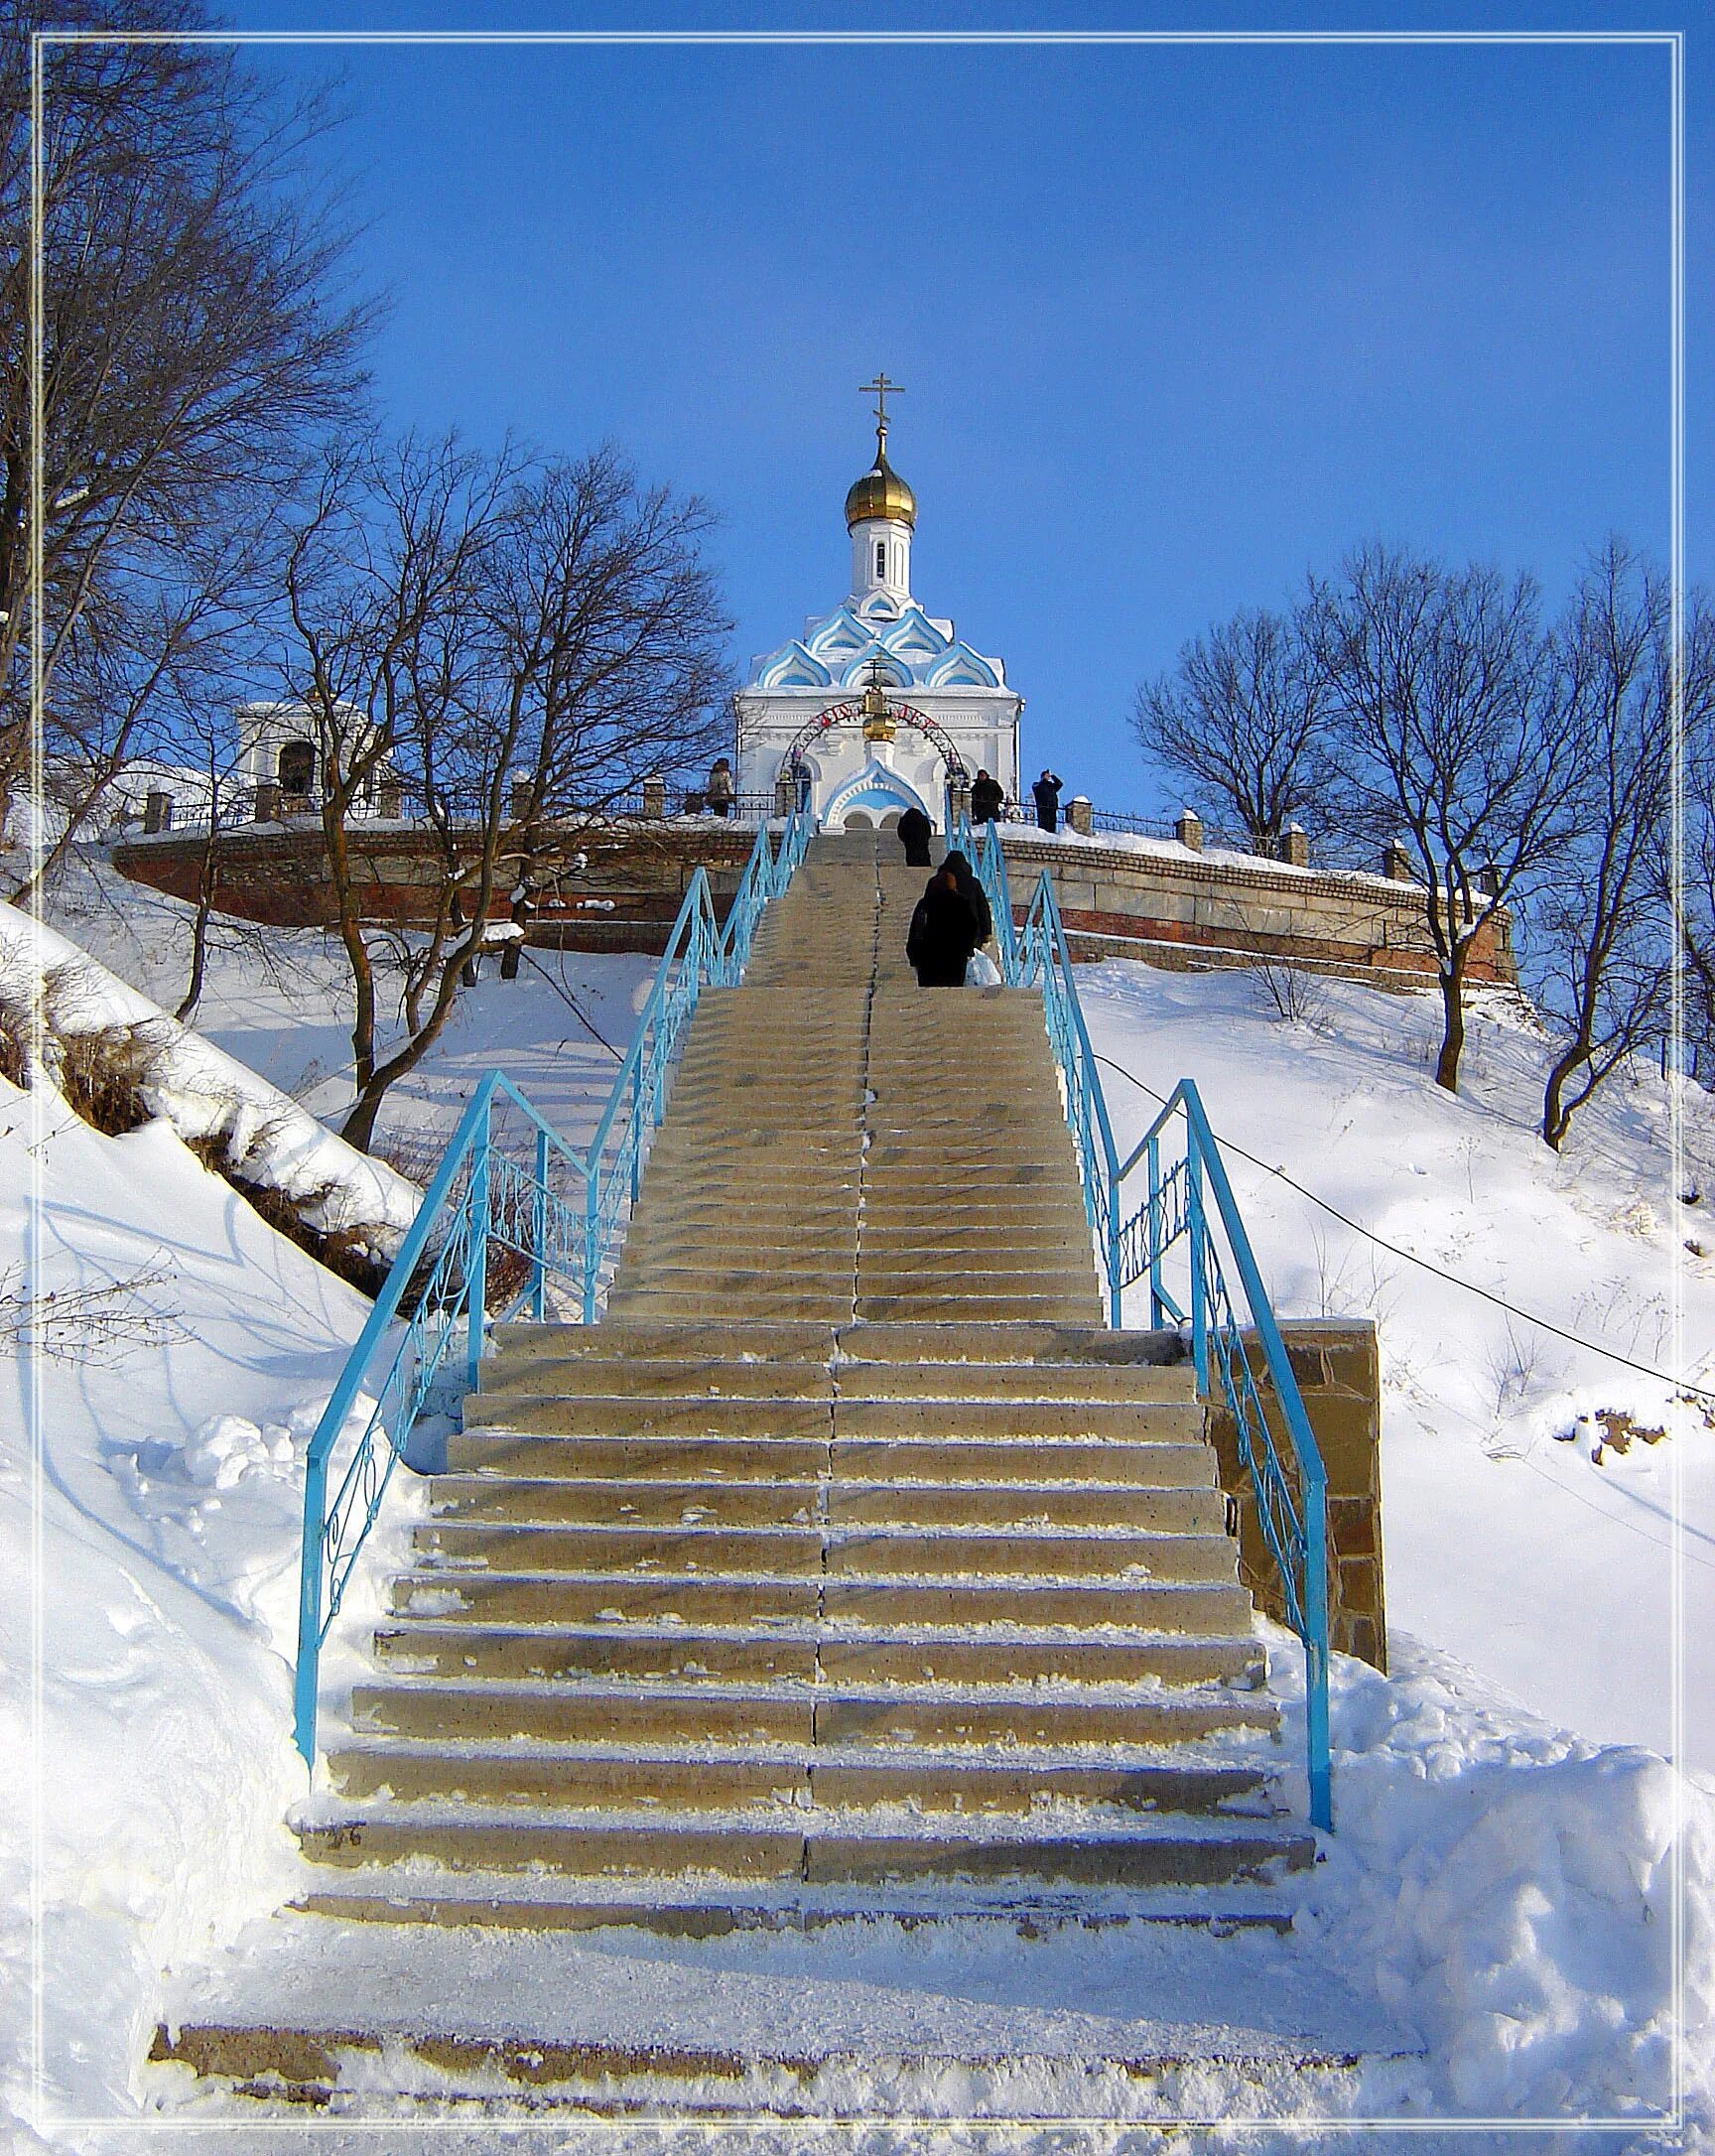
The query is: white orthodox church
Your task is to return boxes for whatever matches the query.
[735,394,1021,831]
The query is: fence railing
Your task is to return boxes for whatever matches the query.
[1116,1084,1332,1831]
[961,816,1333,1830]
[292,801,813,1768]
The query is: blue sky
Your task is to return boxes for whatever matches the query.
[209,2,1699,810]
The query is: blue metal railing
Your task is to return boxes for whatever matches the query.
[292,804,813,1767]
[1118,1084,1332,1832]
[960,814,1333,1830]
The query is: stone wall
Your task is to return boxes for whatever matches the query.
[111,820,1511,989]
[1205,1318,1386,1672]
[999,835,1514,987]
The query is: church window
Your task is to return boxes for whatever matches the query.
[875,541,886,579]
[278,741,316,794]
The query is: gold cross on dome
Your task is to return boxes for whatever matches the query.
[860,372,903,436]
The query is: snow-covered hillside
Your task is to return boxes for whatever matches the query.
[2,847,1711,2144]
[1077,962,1712,1779]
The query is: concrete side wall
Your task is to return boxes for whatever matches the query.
[999,837,1514,986]
[112,822,1511,989]
[1206,1319,1386,1673]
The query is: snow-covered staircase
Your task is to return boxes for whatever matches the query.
[151,831,1373,2112]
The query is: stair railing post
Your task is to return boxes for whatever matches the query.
[630,1054,644,1205]
[293,1451,328,1767]
[1187,1123,1210,1394]
[1304,1470,1334,1831]
[1147,1133,1165,1329]
[531,1125,549,1322]
[583,1162,600,1327]
[465,1095,490,1395]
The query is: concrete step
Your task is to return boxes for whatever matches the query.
[829,1404,1207,1444]
[370,1622,1264,1690]
[351,1678,1275,1755]
[412,1520,1242,1585]
[614,1265,857,1298]
[475,1358,837,1401]
[427,1477,1225,1535]
[296,1809,1313,1888]
[837,1323,1184,1364]
[835,1362,1195,1403]
[853,1297,1103,1324]
[327,1740,1277,1817]
[392,1571,1254,1634]
[606,1290,859,1321]
[450,1419,835,1468]
[490,1318,838,1360]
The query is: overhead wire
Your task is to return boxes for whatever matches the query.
[1090,1049,1715,1410]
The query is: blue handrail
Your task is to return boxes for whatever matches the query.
[958,817,1332,1830]
[1116,1083,1333,1833]
[292,803,813,1767]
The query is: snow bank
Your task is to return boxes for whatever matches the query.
[1272,1633,1714,2131]
[0,1085,398,2139]
[0,903,418,1262]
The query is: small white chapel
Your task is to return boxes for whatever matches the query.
[734,378,1022,831]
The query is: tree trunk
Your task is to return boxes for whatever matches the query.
[339,1082,384,1155]
[175,829,219,1021]
[1434,958,1467,1093]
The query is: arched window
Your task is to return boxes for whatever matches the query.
[875,541,886,580]
[278,741,316,794]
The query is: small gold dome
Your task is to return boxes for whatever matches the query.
[845,426,917,531]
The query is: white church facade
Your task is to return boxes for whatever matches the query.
[735,388,1022,831]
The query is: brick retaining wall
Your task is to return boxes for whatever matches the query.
[1206,1319,1386,1673]
[112,821,1511,988]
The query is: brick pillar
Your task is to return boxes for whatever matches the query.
[252,781,280,823]
[1384,840,1414,881]
[143,791,172,834]
[641,774,666,820]
[1281,824,1309,867]
[1066,794,1093,837]
[1175,809,1203,853]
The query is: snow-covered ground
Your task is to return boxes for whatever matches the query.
[1077,960,1712,1781]
[2,845,1711,2147]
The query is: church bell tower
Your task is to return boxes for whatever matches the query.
[846,372,915,612]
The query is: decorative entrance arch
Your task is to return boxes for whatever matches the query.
[823,759,931,832]
[782,699,969,779]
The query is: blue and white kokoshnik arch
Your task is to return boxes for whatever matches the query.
[734,416,1023,832]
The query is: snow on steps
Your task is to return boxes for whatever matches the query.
[148,1905,1419,2116]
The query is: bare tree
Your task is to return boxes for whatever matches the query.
[274,435,730,1154]
[1665,593,1715,1087]
[1312,544,1579,1093]
[488,447,731,968]
[276,430,512,1152]
[1531,545,1690,1150]
[1132,604,1331,851]
[0,1,372,875]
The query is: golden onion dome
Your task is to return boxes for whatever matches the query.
[845,425,917,531]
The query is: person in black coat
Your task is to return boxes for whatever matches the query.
[906,865,981,988]
[895,805,933,867]
[939,849,992,946]
[970,769,1005,825]
[1032,768,1064,833]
